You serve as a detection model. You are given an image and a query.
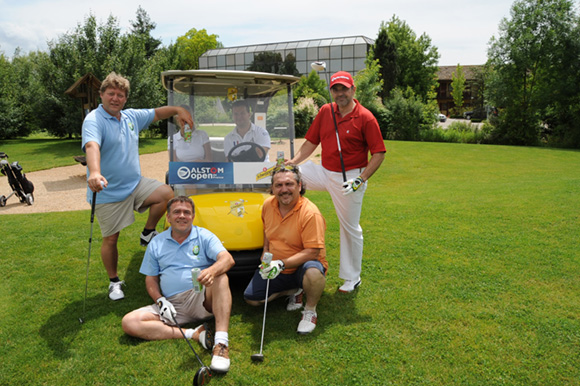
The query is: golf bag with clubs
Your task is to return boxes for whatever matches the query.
[0,152,35,207]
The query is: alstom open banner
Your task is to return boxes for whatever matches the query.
[168,162,278,185]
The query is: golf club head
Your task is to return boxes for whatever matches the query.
[193,366,212,386]
[311,61,326,72]
[251,353,264,363]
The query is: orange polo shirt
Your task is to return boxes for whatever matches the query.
[261,195,328,274]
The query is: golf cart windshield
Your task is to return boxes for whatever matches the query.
[162,70,300,196]
[161,70,299,265]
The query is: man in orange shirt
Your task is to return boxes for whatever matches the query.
[243,165,327,334]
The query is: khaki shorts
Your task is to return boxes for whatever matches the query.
[96,177,164,237]
[136,289,214,325]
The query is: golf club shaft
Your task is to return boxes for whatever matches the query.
[321,68,347,182]
[329,103,347,182]
[172,315,207,367]
[258,278,270,355]
[81,190,97,321]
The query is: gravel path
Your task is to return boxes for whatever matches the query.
[0,139,319,215]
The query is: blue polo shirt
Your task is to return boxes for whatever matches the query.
[82,105,155,204]
[139,226,227,297]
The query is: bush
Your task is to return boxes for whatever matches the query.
[447,121,478,133]
[383,88,425,141]
[0,100,33,139]
[365,103,390,139]
[293,97,319,138]
[419,121,490,144]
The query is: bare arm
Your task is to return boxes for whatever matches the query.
[286,140,318,165]
[360,152,385,182]
[197,250,235,287]
[279,248,321,270]
[153,106,193,128]
[202,142,212,162]
[263,231,320,269]
[145,275,163,302]
[85,141,107,192]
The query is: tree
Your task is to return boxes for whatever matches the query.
[486,0,580,146]
[175,28,221,70]
[354,58,388,137]
[293,70,329,107]
[246,51,299,76]
[450,64,466,115]
[130,6,162,58]
[369,26,397,99]
[248,51,282,73]
[278,53,300,76]
[373,16,440,102]
[0,53,31,139]
[35,11,167,138]
[367,16,439,138]
[354,58,384,112]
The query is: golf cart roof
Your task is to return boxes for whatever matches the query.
[161,70,300,98]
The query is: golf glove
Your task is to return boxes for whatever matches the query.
[157,296,177,324]
[260,260,285,280]
[342,176,364,195]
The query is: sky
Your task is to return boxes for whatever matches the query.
[0,0,516,66]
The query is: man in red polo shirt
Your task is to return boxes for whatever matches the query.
[288,70,386,293]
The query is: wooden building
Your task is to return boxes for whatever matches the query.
[436,65,483,117]
[65,73,101,119]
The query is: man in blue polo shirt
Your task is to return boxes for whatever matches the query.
[121,196,235,374]
[82,72,193,301]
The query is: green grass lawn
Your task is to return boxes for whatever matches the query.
[1,141,579,385]
[0,132,168,172]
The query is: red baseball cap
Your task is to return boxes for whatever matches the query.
[329,71,354,89]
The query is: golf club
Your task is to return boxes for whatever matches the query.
[251,252,273,363]
[171,314,212,386]
[79,186,98,324]
[310,61,347,182]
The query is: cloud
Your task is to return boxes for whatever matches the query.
[0,0,513,64]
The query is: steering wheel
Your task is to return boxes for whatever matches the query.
[227,142,267,162]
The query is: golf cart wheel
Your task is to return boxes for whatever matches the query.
[25,193,34,205]
[0,195,6,207]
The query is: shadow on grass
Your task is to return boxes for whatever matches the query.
[39,250,149,358]
[233,275,371,353]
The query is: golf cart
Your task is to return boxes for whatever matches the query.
[161,70,300,277]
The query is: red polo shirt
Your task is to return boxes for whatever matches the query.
[305,99,386,172]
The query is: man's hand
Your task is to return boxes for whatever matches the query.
[157,296,177,324]
[342,176,364,195]
[260,260,285,280]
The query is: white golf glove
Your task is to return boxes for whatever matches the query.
[259,260,285,280]
[342,176,364,195]
[157,296,177,324]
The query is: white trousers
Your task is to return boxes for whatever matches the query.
[299,161,367,281]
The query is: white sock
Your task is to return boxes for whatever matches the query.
[184,328,196,340]
[214,331,229,347]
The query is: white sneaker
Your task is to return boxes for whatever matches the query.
[108,281,125,301]
[191,323,213,350]
[338,278,361,293]
[297,309,317,335]
[210,343,230,373]
[140,230,159,246]
[286,288,304,311]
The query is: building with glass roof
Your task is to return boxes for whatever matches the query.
[199,35,375,77]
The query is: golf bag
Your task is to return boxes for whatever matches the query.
[0,152,35,206]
